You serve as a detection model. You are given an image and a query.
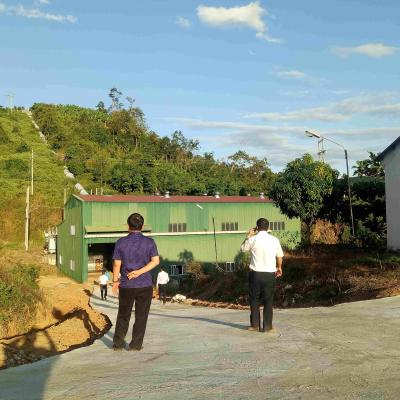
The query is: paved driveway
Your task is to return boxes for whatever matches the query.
[1,290,400,400]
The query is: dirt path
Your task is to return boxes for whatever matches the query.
[0,275,111,369]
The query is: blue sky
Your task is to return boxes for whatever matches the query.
[1,0,399,173]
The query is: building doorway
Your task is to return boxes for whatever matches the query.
[88,243,115,272]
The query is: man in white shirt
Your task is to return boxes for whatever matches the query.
[99,270,110,301]
[156,267,170,304]
[240,218,284,332]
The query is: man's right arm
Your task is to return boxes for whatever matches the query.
[240,229,256,252]
[276,257,283,277]
[275,239,284,277]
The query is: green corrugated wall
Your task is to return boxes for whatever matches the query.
[58,197,301,282]
[56,196,85,282]
[84,201,299,234]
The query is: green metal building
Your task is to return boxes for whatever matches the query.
[56,194,301,282]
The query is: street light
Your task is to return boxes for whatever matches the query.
[305,130,355,237]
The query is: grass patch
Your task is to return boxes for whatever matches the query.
[0,264,43,336]
[0,110,75,241]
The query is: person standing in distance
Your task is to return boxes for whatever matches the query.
[98,270,109,301]
[112,213,160,351]
[240,218,283,333]
[156,267,170,304]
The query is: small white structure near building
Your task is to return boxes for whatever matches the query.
[379,137,400,251]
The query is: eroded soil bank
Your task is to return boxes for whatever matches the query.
[0,275,111,369]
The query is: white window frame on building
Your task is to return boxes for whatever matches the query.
[170,264,185,276]
[70,225,76,235]
[70,259,75,271]
[168,223,187,233]
[270,221,285,231]
[225,261,236,272]
[221,222,239,231]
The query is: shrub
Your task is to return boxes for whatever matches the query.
[311,220,342,245]
[283,261,307,282]
[234,251,251,270]
[340,225,352,244]
[15,142,29,153]
[185,261,204,280]
[0,123,9,143]
[354,220,386,250]
[12,125,21,134]
[1,158,29,177]
[0,264,42,335]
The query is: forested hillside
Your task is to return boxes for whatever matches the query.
[0,108,73,241]
[31,89,276,196]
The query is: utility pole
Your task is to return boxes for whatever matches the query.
[317,138,326,162]
[5,93,15,110]
[344,150,355,237]
[25,187,30,251]
[305,130,355,236]
[212,217,222,271]
[31,149,34,196]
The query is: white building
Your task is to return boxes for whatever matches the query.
[379,137,400,251]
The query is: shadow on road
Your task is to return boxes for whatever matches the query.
[150,311,247,331]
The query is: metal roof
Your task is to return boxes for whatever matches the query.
[378,136,400,161]
[77,195,273,203]
[85,225,152,233]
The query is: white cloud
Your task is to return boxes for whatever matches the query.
[245,107,345,122]
[273,68,329,85]
[275,69,306,80]
[244,94,400,122]
[38,0,51,4]
[171,116,400,171]
[176,16,191,29]
[197,1,281,43]
[333,43,398,58]
[0,2,76,23]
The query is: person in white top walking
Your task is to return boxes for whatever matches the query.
[99,270,110,301]
[240,218,284,332]
[156,267,170,304]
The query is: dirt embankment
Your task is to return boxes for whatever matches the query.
[186,247,400,309]
[0,275,111,369]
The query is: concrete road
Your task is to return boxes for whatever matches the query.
[1,291,400,400]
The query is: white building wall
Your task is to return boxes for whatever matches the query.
[383,147,400,250]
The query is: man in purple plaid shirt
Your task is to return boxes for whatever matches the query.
[112,213,159,351]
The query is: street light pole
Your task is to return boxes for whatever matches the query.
[344,149,355,237]
[305,130,355,237]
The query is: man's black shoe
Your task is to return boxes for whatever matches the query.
[113,345,124,351]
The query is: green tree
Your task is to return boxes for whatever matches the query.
[96,101,106,113]
[108,87,123,112]
[270,154,337,242]
[353,152,384,178]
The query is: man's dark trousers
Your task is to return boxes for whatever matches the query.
[100,284,107,300]
[158,284,167,304]
[249,270,276,331]
[113,286,153,349]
